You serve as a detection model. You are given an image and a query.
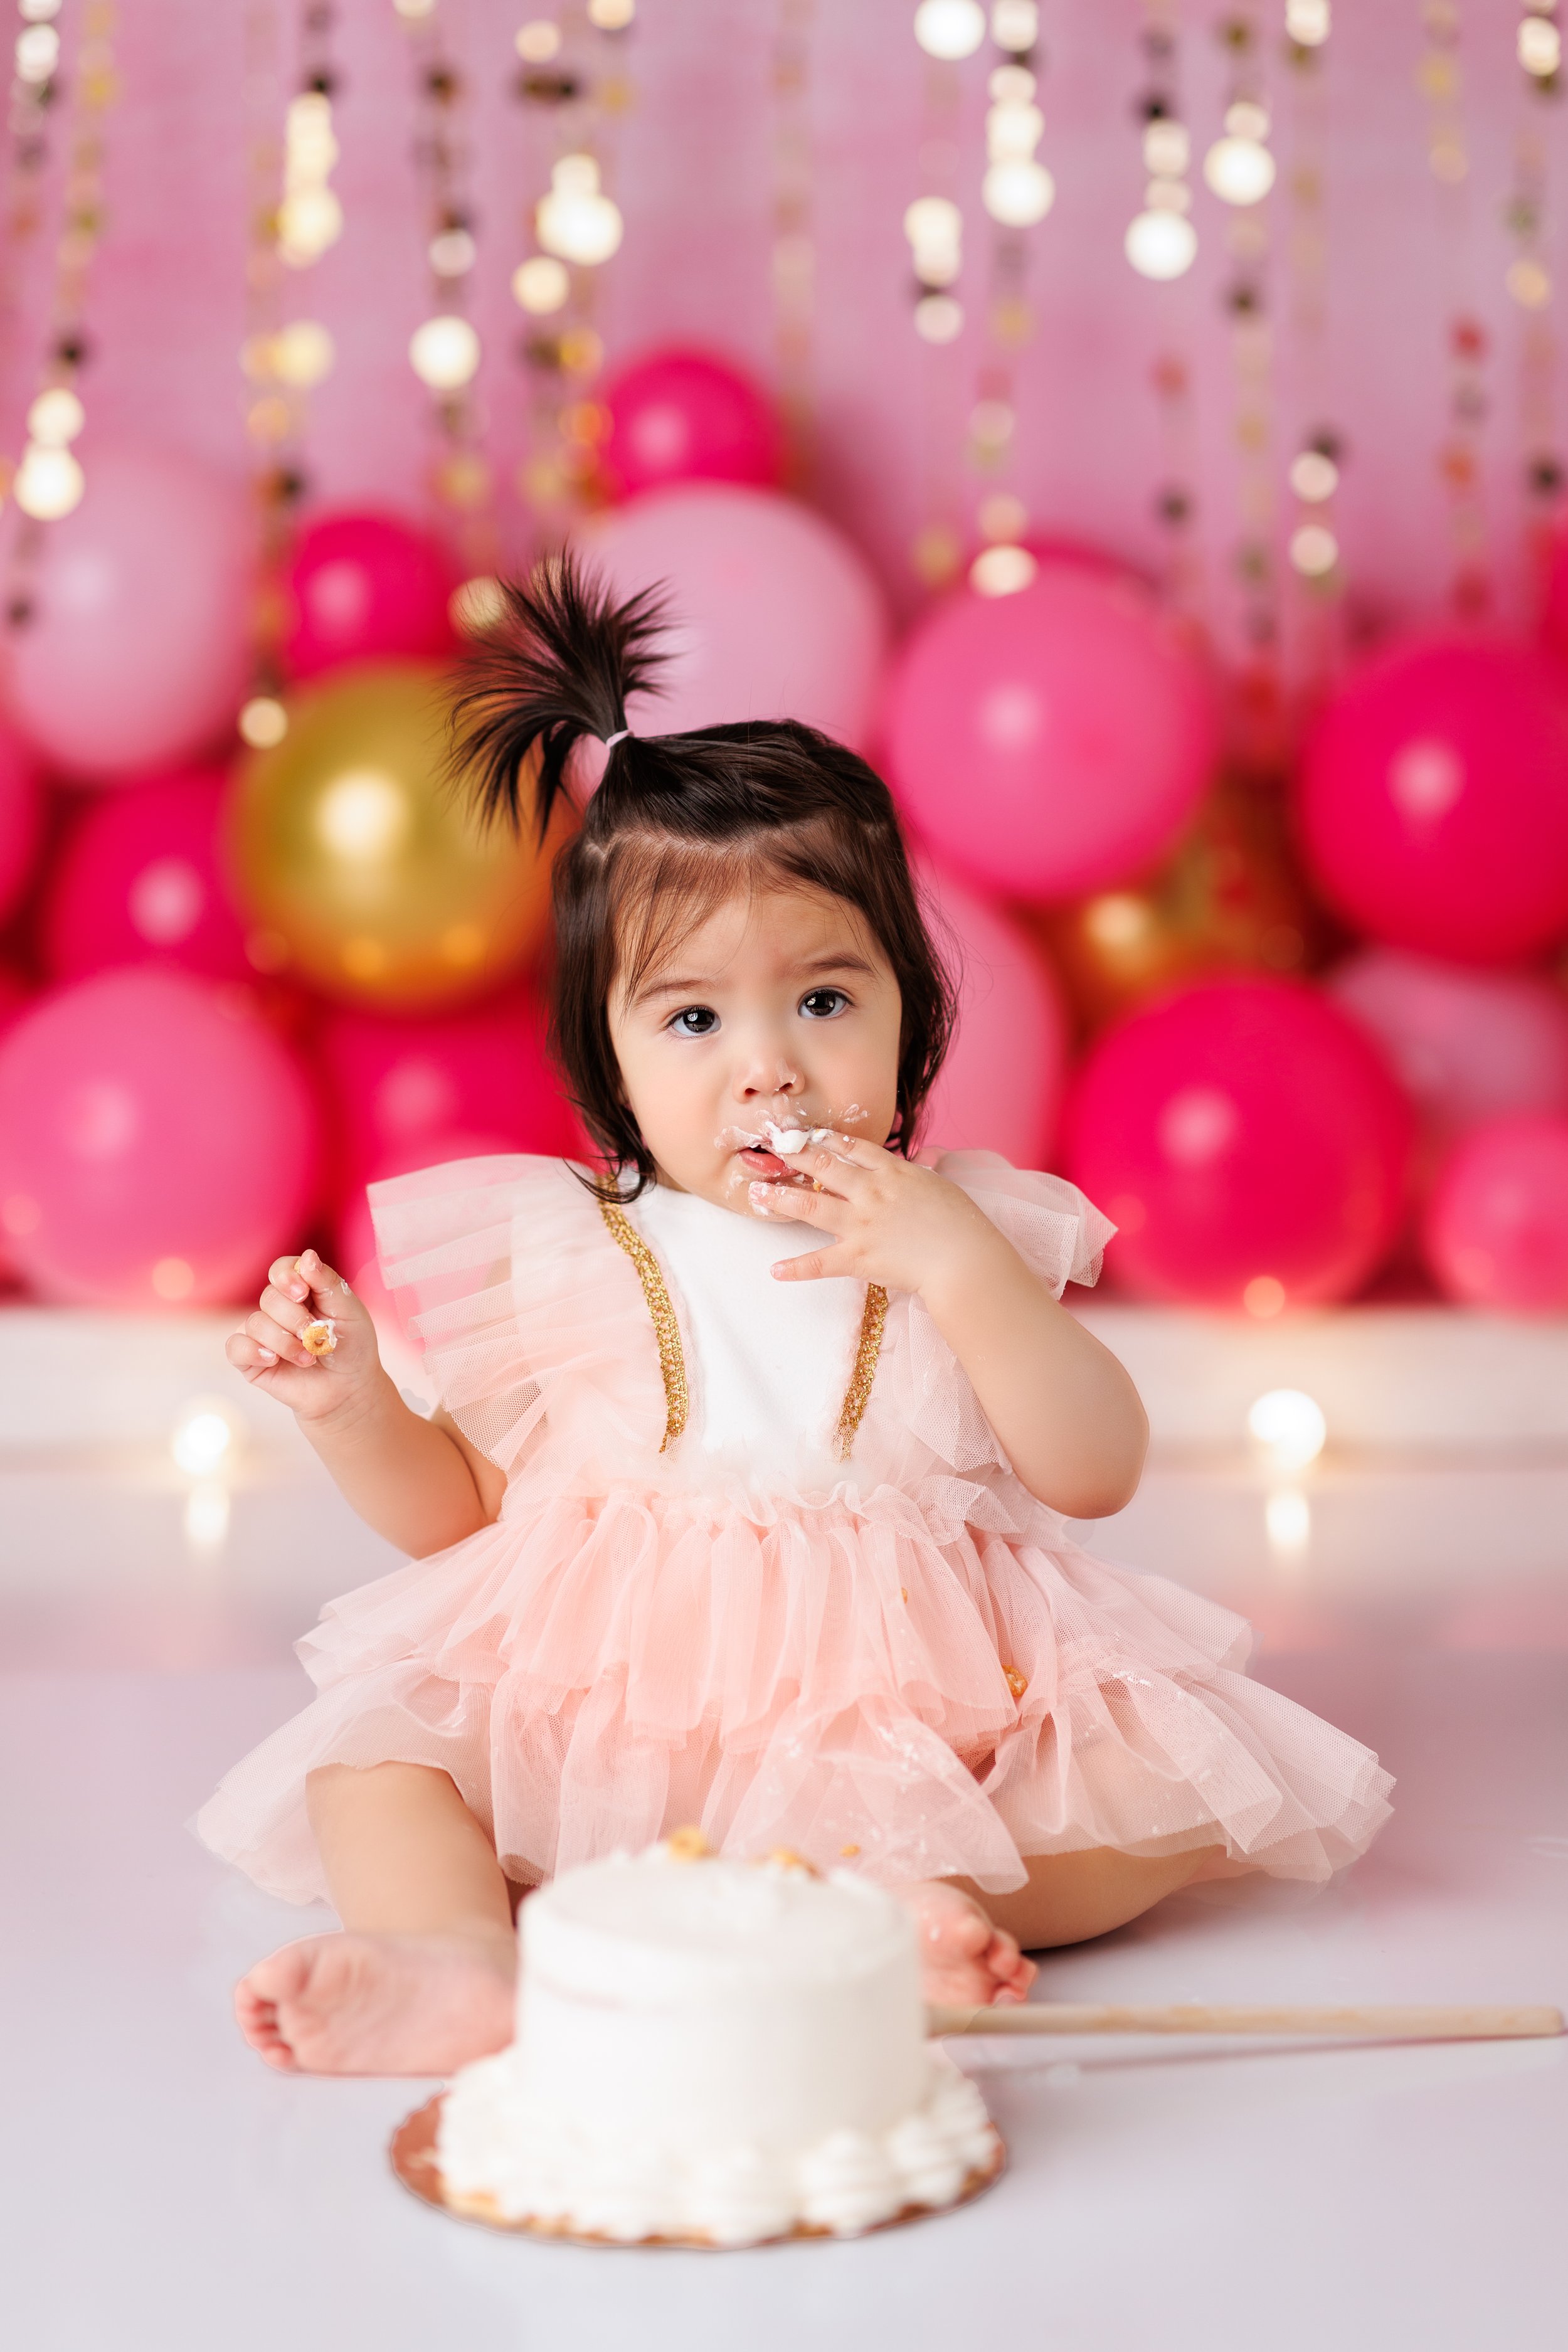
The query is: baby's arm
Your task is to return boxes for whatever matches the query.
[226,1248,506,1556]
[761,1142,1148,1520]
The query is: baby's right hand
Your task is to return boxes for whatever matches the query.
[226,1248,384,1424]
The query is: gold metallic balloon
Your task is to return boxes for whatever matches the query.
[1031,780,1320,1034]
[226,663,558,1012]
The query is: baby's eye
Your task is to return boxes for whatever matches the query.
[799,987,849,1020]
[669,1005,719,1037]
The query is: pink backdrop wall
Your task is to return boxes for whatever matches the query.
[0,1,1555,647]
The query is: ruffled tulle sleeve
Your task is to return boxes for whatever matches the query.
[868,1153,1119,1490]
[927,1149,1116,1295]
[369,1154,665,1475]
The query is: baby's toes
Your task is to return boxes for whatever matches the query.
[988,1934,1037,2003]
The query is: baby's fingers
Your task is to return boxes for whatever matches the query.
[245,1308,319,1368]
[771,1246,854,1283]
[227,1329,282,1376]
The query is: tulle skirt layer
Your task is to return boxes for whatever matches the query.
[196,1480,1393,1906]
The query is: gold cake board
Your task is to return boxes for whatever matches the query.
[390,2091,1006,2250]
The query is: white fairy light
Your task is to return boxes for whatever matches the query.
[587,0,635,26]
[1224,99,1269,142]
[1290,522,1339,576]
[1126,208,1197,280]
[905,194,963,287]
[1246,1389,1327,1475]
[238,696,289,750]
[515,21,561,62]
[450,575,507,633]
[990,0,1038,48]
[1519,16,1561,77]
[429,226,477,278]
[536,154,623,267]
[1264,1488,1311,1559]
[409,313,481,389]
[970,543,1037,595]
[171,1406,234,1479]
[1143,120,1190,177]
[18,0,65,20]
[990,63,1036,102]
[1289,448,1338,502]
[512,254,570,312]
[184,1483,231,1555]
[1203,134,1276,206]
[982,156,1054,226]
[913,0,986,61]
[26,385,84,445]
[13,442,83,518]
[914,292,964,341]
[1286,0,1331,44]
[272,319,335,388]
[987,100,1043,161]
[14,22,58,80]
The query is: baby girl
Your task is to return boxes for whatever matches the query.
[199,555,1392,2076]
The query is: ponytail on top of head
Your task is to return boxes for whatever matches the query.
[445,546,958,1194]
[447,553,669,842]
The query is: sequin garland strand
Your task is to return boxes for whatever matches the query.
[598,1201,887,1463]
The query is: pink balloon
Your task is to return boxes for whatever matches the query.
[284,511,458,681]
[0,968,320,1307]
[317,991,581,1190]
[600,348,783,501]
[40,768,250,984]
[0,724,44,924]
[882,567,1220,903]
[918,860,1069,1165]
[1298,635,1568,964]
[1064,976,1412,1310]
[5,447,256,781]
[1422,1113,1568,1313]
[0,965,27,1288]
[1328,949,1568,1150]
[577,484,888,747]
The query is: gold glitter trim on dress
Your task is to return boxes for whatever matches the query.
[603,1202,887,1461]
[834,1283,887,1461]
[600,1201,689,1453]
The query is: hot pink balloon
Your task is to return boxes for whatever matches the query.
[317,991,581,1190]
[1298,636,1568,965]
[882,566,1220,903]
[5,446,256,781]
[0,967,320,1308]
[283,510,458,681]
[0,965,26,1290]
[1422,1113,1568,1313]
[918,859,1069,1165]
[600,348,783,501]
[0,724,44,924]
[1064,976,1412,1310]
[40,768,250,984]
[1328,948,1568,1150]
[577,484,888,748]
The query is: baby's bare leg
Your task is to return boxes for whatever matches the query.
[899,1842,1227,2006]
[235,1762,519,2077]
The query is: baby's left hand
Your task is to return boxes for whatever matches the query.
[751,1136,1010,1303]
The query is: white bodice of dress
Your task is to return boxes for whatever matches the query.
[631,1184,868,1476]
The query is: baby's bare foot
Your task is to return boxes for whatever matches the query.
[896,1881,1038,2008]
[234,1928,516,2077]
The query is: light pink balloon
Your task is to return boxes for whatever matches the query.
[1422,1114,1568,1313]
[6,446,257,782]
[0,723,44,923]
[1298,635,1568,964]
[0,965,29,1286]
[1328,949,1568,1150]
[1065,976,1412,1310]
[40,768,250,983]
[0,967,319,1307]
[882,565,1220,903]
[336,1127,522,1285]
[576,484,888,748]
[918,859,1069,1165]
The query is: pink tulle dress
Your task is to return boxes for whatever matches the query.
[197,1151,1393,1907]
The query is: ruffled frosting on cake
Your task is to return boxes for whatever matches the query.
[437,2046,997,2246]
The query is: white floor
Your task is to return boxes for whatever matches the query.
[3,1313,1566,2352]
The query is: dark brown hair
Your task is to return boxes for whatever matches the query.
[448,553,956,1195]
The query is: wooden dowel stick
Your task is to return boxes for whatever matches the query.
[926,2001,1565,2043]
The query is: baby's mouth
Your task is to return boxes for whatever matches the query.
[730,1119,830,1182]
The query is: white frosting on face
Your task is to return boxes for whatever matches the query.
[435,1844,999,2245]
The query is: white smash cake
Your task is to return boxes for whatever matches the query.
[436,1835,1002,2246]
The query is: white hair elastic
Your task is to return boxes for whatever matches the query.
[603,729,630,748]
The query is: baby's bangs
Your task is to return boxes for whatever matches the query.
[606,824,864,1003]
